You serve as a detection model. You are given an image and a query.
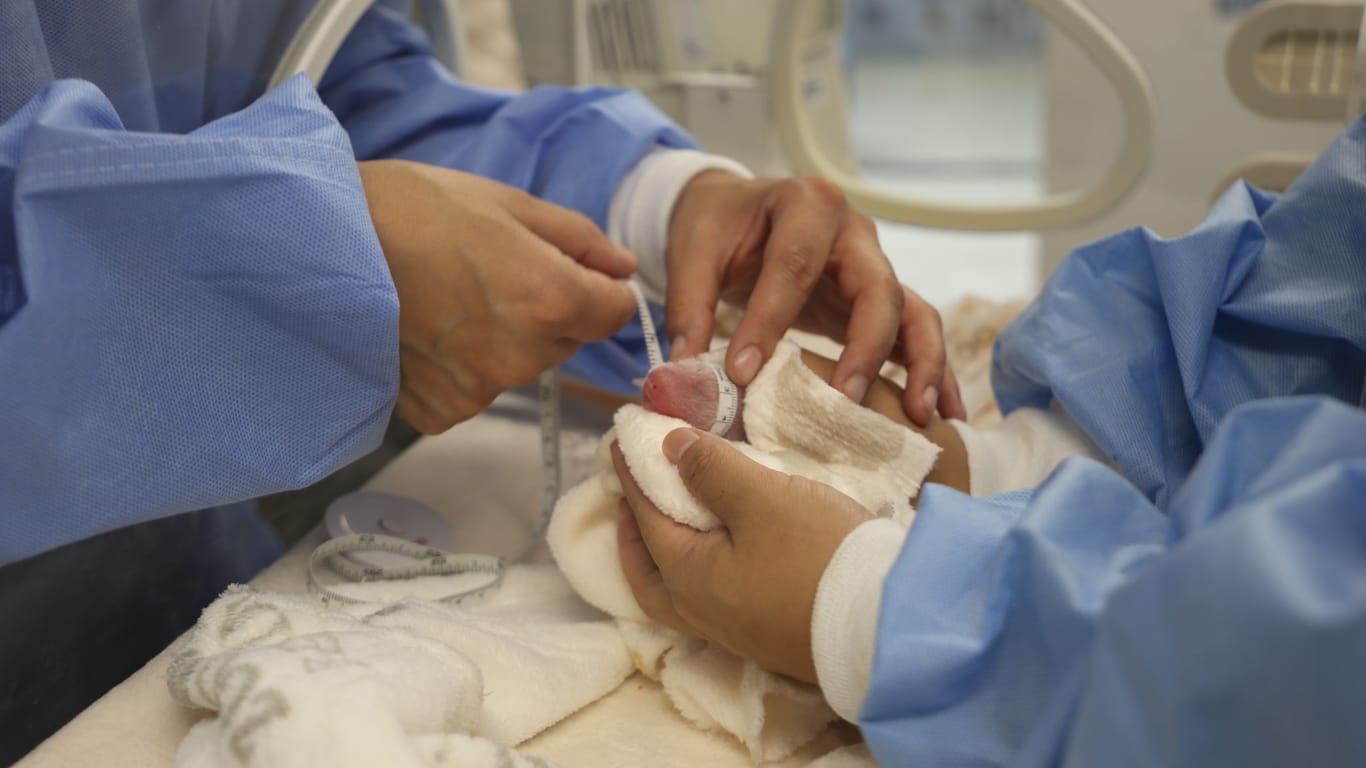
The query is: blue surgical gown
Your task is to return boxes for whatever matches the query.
[0,0,693,563]
[862,118,1366,764]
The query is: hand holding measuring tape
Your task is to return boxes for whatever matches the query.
[359,159,640,434]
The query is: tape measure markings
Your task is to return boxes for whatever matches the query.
[307,533,505,607]
[709,364,740,435]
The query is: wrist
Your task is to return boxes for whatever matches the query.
[355,159,408,231]
[810,517,909,723]
[606,149,752,302]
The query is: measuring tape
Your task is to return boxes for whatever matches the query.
[628,280,738,437]
[709,364,740,435]
[307,533,505,607]
[310,281,662,608]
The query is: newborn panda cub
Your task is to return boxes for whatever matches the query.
[641,358,747,440]
[640,351,974,498]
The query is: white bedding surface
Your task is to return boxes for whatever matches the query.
[16,387,860,767]
[18,303,1018,767]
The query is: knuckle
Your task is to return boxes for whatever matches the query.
[799,175,848,208]
[852,211,878,233]
[773,246,822,288]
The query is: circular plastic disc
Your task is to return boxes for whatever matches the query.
[324,492,456,570]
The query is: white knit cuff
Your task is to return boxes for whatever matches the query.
[606,148,753,304]
[811,517,908,723]
[949,406,1107,497]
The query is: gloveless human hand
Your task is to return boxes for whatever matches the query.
[613,429,871,683]
[665,171,966,427]
[359,159,639,433]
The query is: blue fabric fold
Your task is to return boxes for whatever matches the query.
[1,0,699,559]
[993,117,1366,507]
[864,115,1366,767]
[0,78,398,563]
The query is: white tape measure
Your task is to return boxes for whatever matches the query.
[307,533,505,607]
[709,364,740,435]
[309,282,662,608]
[323,492,456,569]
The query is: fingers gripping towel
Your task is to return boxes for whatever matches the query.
[549,341,941,762]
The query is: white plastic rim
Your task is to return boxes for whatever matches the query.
[1225,0,1366,123]
[267,0,463,89]
[770,0,1156,232]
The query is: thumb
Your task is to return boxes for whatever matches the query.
[662,428,780,534]
[509,192,638,278]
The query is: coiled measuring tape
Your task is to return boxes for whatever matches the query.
[308,282,658,608]
[307,533,505,607]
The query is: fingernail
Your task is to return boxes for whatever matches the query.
[669,336,688,361]
[617,245,639,271]
[663,428,701,463]
[922,386,939,414]
[840,375,870,403]
[732,346,762,385]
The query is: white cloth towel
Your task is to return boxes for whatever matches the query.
[548,341,941,763]
[166,565,631,767]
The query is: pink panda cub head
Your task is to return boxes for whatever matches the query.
[641,358,747,441]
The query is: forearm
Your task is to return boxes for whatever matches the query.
[0,80,397,563]
[859,398,1366,766]
[321,1,696,227]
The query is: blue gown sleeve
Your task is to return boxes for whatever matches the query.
[860,111,1366,767]
[990,116,1366,508]
[316,1,698,394]
[319,0,698,229]
[862,397,1366,768]
[0,78,398,564]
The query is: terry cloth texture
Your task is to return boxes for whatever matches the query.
[548,341,940,762]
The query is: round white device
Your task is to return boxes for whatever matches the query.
[324,492,456,569]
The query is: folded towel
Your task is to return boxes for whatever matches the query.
[549,341,941,762]
[806,744,877,768]
[167,564,631,767]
